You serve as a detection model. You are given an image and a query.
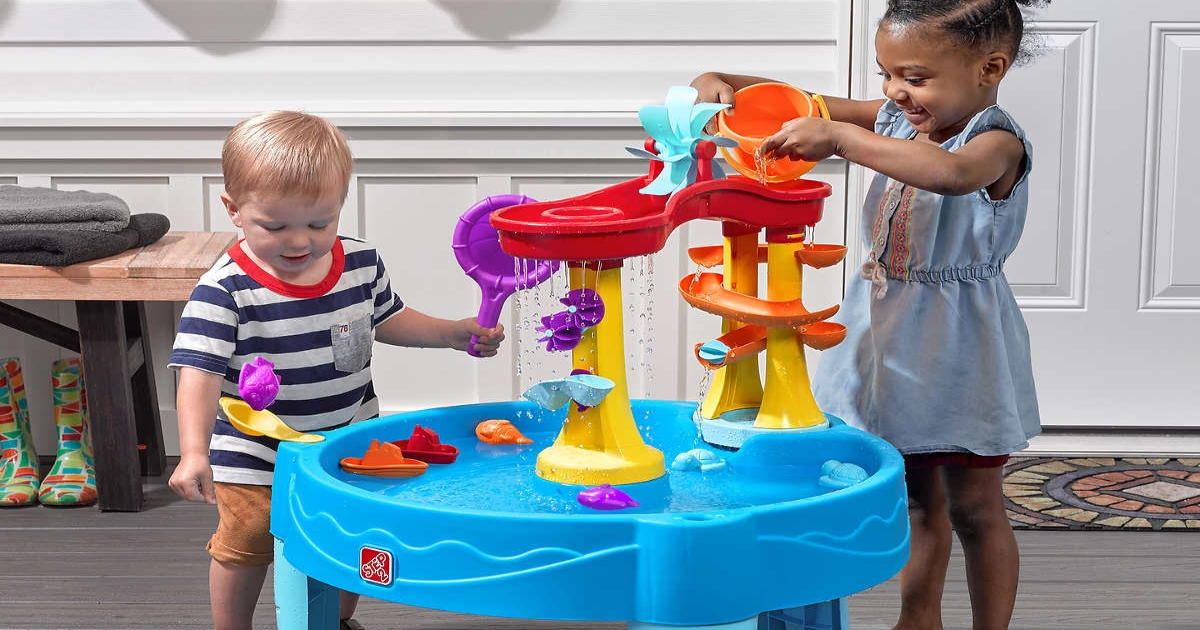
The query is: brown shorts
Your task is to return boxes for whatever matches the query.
[904,452,1010,469]
[208,482,274,567]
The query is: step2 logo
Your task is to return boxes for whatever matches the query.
[359,546,393,586]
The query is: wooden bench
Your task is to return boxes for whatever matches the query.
[0,231,237,511]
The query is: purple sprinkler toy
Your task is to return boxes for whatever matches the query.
[452,195,559,356]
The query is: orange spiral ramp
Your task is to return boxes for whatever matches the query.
[679,273,839,328]
[693,324,769,370]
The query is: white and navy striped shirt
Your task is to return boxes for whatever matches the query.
[168,236,404,485]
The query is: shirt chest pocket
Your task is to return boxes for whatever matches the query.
[330,309,374,373]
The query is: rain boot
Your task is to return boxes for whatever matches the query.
[0,357,40,506]
[38,358,97,506]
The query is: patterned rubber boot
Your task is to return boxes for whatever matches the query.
[0,357,40,506]
[38,358,97,506]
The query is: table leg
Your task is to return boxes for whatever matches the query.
[760,600,850,629]
[628,619,758,630]
[76,300,142,512]
[275,538,341,630]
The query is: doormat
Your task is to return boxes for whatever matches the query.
[1003,457,1200,531]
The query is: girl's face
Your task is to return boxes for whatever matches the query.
[222,187,343,284]
[874,21,1006,143]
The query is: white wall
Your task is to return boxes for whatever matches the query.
[0,0,852,456]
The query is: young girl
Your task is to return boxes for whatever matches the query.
[693,1,1048,628]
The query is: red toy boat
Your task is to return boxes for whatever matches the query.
[391,425,459,464]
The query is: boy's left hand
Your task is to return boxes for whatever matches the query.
[453,318,505,357]
[759,117,840,163]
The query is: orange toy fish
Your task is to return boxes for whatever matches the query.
[475,419,533,445]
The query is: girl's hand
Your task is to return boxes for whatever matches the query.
[168,454,216,504]
[690,72,736,133]
[690,72,736,106]
[758,117,841,163]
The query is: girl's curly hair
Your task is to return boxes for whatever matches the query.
[883,0,1051,66]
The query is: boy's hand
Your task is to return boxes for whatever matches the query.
[168,454,216,504]
[690,72,736,133]
[759,117,840,164]
[451,318,505,357]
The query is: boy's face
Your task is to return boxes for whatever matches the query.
[221,186,344,284]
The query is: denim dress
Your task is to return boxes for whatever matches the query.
[812,101,1041,456]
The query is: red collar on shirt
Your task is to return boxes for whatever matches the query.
[228,238,345,298]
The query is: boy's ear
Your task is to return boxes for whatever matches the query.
[220,192,243,227]
[980,51,1011,87]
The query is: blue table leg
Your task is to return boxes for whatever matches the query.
[274,538,341,630]
[629,618,758,630]
[759,599,849,630]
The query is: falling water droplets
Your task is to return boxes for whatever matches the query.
[754,150,773,185]
[623,255,656,399]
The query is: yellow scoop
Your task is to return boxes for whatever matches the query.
[219,397,324,443]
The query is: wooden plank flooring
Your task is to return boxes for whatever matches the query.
[1,475,1197,629]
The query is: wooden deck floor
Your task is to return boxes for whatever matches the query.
[1,474,1197,629]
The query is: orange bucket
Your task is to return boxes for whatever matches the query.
[717,83,827,183]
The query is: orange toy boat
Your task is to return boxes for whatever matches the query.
[475,419,533,445]
[340,440,429,477]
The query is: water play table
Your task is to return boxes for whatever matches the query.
[271,400,909,629]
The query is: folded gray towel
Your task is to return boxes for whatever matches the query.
[0,185,130,233]
[0,213,171,266]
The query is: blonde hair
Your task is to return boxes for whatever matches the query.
[221,111,353,202]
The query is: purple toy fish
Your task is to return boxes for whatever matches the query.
[577,484,639,511]
[238,356,281,411]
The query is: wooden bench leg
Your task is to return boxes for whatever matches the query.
[76,300,143,512]
[125,301,166,477]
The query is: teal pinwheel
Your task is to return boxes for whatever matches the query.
[626,85,738,197]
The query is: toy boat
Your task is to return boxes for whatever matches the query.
[340,440,429,477]
[391,425,459,464]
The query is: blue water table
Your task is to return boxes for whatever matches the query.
[260,87,910,629]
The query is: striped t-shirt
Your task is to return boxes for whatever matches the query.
[168,236,405,485]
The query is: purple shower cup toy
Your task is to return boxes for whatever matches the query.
[238,356,280,411]
[452,195,559,356]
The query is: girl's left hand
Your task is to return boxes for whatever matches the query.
[758,117,840,163]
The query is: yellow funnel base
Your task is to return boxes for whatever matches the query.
[536,443,664,486]
[699,361,763,420]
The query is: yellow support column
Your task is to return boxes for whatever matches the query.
[536,263,665,486]
[755,239,828,430]
[698,232,764,420]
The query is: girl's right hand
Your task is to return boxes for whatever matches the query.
[169,454,216,504]
[690,72,737,133]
